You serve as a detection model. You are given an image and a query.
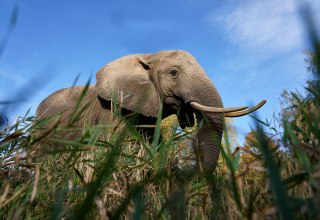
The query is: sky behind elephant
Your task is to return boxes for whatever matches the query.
[0,0,319,144]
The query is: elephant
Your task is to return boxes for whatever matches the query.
[36,50,266,171]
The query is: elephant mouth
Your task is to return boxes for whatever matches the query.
[170,98,267,129]
[177,102,196,129]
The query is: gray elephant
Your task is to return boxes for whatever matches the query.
[36,50,266,171]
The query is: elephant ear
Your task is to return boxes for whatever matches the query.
[95,54,160,117]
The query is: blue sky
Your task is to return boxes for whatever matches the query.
[0,0,319,143]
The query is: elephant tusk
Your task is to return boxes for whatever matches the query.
[190,101,248,113]
[224,100,267,117]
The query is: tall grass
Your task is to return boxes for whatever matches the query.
[0,102,205,219]
[0,87,319,219]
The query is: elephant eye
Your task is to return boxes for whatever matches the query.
[169,69,178,78]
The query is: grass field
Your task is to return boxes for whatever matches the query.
[0,92,319,219]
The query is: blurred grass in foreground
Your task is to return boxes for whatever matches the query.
[0,84,319,219]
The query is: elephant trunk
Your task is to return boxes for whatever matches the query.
[186,80,224,171]
[195,113,223,171]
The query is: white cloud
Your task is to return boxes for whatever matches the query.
[209,0,305,55]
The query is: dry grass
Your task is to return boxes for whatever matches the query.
[0,94,320,220]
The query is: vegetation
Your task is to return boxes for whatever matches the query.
[1,4,320,220]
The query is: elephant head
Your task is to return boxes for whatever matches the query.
[95,50,266,171]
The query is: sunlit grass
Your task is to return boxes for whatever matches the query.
[0,89,319,219]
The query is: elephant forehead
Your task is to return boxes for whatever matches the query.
[157,50,195,60]
[156,50,199,66]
